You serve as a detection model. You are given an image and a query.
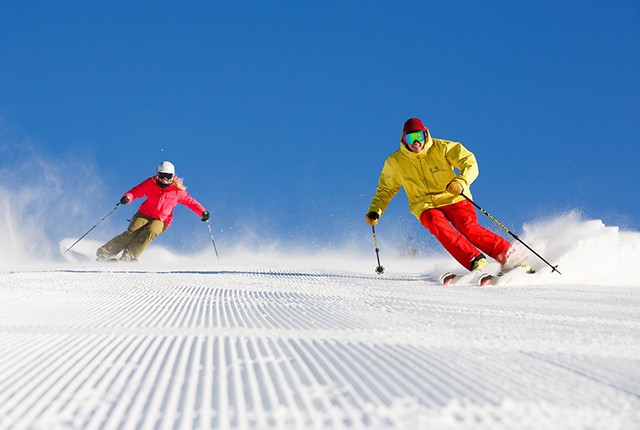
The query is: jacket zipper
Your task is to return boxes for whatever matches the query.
[418,153,435,206]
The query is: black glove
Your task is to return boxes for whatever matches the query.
[365,211,380,226]
[201,211,210,222]
[120,196,130,205]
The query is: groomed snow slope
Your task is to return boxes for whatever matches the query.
[1,262,639,430]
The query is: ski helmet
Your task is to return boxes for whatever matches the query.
[157,161,175,175]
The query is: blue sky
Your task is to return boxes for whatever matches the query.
[1,1,639,257]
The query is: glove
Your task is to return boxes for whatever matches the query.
[365,211,380,226]
[120,195,130,205]
[446,180,463,196]
[201,211,210,222]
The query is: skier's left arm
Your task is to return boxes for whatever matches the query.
[179,193,209,221]
[445,141,479,193]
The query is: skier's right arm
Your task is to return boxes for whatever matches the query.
[120,177,154,205]
[366,159,401,225]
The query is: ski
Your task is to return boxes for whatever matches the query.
[440,271,497,287]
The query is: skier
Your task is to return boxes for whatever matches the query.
[96,161,210,262]
[365,117,532,275]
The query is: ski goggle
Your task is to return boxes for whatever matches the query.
[403,131,426,145]
[158,173,174,181]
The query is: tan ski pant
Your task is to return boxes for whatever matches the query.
[97,213,166,259]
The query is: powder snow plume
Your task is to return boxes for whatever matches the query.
[0,143,108,268]
[513,211,640,286]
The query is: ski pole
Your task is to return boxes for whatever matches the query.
[461,192,561,274]
[64,203,122,253]
[371,225,385,275]
[206,220,220,261]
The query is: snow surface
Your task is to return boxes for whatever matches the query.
[1,214,640,429]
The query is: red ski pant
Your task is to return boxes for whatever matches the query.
[420,200,511,270]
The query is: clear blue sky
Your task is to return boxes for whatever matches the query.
[1,1,639,255]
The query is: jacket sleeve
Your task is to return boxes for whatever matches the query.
[367,157,402,216]
[445,141,479,188]
[179,192,207,217]
[123,177,154,202]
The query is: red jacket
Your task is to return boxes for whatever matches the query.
[123,177,206,228]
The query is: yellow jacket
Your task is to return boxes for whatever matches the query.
[368,128,478,220]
